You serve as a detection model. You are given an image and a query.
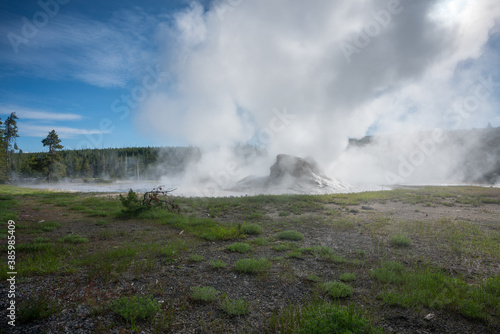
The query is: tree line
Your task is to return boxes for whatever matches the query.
[0,112,202,183]
[10,146,202,182]
[1,112,264,184]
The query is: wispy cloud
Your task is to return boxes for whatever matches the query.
[20,124,112,139]
[0,105,83,121]
[0,9,163,87]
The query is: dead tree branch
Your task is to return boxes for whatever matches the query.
[142,185,181,213]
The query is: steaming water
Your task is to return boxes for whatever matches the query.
[17,180,392,197]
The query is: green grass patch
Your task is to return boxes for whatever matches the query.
[373,262,500,322]
[17,241,54,253]
[321,281,354,299]
[276,230,304,241]
[188,254,204,262]
[268,302,382,334]
[208,259,227,269]
[273,243,291,252]
[111,295,160,326]
[307,274,321,282]
[0,194,19,222]
[235,258,271,274]
[58,235,88,244]
[189,286,220,302]
[339,273,357,282]
[371,261,405,283]
[18,294,60,324]
[286,250,304,259]
[83,246,139,282]
[251,237,270,246]
[146,211,241,241]
[221,298,250,316]
[39,221,61,232]
[241,223,263,235]
[226,242,252,253]
[390,235,412,247]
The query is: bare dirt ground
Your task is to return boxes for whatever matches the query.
[1,186,499,333]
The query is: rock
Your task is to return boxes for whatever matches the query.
[424,313,435,321]
[231,154,350,195]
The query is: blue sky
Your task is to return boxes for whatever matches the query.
[1,0,499,156]
[0,0,204,152]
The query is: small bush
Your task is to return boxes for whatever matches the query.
[208,259,227,269]
[221,298,250,316]
[111,295,160,326]
[226,242,252,253]
[390,235,412,247]
[235,258,271,274]
[339,273,357,282]
[119,189,146,214]
[276,230,304,241]
[58,235,88,244]
[321,281,354,299]
[241,223,263,235]
[189,286,220,302]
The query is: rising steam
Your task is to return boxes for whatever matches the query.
[136,0,500,192]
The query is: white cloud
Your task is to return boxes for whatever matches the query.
[20,124,111,139]
[0,105,83,121]
[0,9,162,87]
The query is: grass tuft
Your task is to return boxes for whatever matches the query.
[339,273,357,282]
[390,235,412,247]
[188,254,204,262]
[57,235,88,244]
[226,242,252,253]
[208,259,227,269]
[276,230,304,241]
[111,295,160,326]
[321,281,354,299]
[18,295,60,324]
[189,286,220,302]
[221,298,250,316]
[39,221,61,232]
[268,302,381,334]
[241,223,263,235]
[235,258,271,274]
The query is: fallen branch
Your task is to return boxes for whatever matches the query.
[142,186,181,213]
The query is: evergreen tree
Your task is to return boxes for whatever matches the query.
[42,130,65,182]
[4,113,19,165]
[0,118,8,183]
